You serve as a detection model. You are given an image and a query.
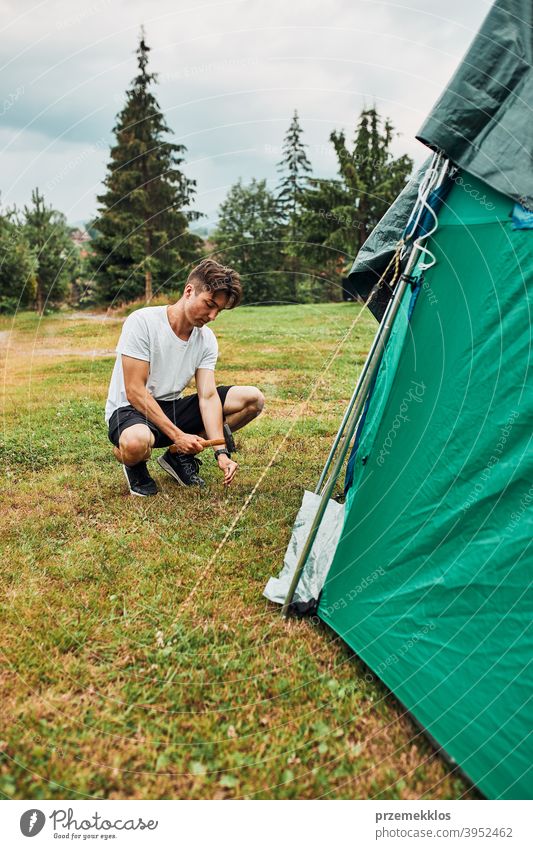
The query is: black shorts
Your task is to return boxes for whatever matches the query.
[107,385,233,449]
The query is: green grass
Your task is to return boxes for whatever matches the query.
[0,304,472,799]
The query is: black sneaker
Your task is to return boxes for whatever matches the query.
[157,450,206,487]
[122,462,158,497]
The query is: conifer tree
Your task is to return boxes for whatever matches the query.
[213,179,287,304]
[23,189,77,313]
[298,107,412,296]
[91,30,201,304]
[276,110,312,297]
[277,110,312,227]
[329,107,412,246]
[0,207,35,313]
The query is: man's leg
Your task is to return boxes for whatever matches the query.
[113,424,158,497]
[113,423,155,465]
[221,385,265,432]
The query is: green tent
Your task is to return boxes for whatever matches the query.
[265,0,532,799]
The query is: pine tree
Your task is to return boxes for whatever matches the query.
[23,189,77,313]
[213,179,287,304]
[330,107,412,246]
[0,207,35,314]
[277,110,312,226]
[91,30,201,305]
[276,110,312,298]
[298,107,413,297]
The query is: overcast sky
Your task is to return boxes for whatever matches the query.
[1,0,492,227]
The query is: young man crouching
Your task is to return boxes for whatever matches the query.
[105,259,264,496]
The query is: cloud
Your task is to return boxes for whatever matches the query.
[0,0,491,222]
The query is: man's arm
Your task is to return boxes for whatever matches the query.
[122,356,204,454]
[196,368,238,485]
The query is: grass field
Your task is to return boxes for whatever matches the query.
[0,303,472,800]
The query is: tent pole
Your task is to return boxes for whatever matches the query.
[314,315,384,495]
[314,151,443,496]
[281,245,421,617]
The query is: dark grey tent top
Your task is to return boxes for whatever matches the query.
[417,0,533,209]
[347,0,532,305]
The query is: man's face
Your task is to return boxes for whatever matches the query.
[185,286,229,326]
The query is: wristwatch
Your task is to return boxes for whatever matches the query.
[214,448,231,459]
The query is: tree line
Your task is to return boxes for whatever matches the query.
[0,33,413,313]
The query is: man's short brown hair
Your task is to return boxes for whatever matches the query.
[187,259,242,309]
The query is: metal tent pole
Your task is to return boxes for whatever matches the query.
[280,243,423,617]
[314,312,387,496]
[314,152,443,497]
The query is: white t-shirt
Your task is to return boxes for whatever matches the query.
[105,306,218,423]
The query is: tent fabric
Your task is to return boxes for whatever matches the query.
[318,175,533,799]
[344,172,456,488]
[417,0,533,209]
[344,284,415,494]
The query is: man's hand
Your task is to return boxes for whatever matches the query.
[217,454,238,486]
[172,431,206,454]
